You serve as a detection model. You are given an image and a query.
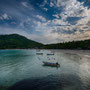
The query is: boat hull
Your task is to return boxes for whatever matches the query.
[43,61,60,67]
[47,54,54,55]
[36,53,43,55]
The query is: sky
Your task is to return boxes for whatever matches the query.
[0,0,90,44]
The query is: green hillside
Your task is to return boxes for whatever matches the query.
[0,34,43,49]
[0,34,90,49]
[44,39,90,50]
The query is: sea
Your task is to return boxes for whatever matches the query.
[0,49,90,90]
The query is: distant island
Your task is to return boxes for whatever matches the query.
[0,34,90,49]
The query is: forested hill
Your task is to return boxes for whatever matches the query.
[44,39,90,49]
[0,34,90,49]
[0,34,43,49]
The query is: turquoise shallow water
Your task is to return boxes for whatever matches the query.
[0,49,90,90]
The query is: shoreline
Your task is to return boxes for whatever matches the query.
[0,48,90,50]
[0,49,90,55]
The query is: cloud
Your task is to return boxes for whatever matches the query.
[52,14,60,18]
[48,0,90,42]
[0,13,11,20]
[43,8,48,11]
[40,0,48,7]
[60,1,84,18]
[0,26,27,35]
[21,1,34,10]
[21,2,28,8]
[20,17,31,25]
[20,22,24,28]
[50,2,54,7]
[0,0,90,44]
[2,13,9,19]
[51,19,69,26]
[19,17,32,30]
[36,15,46,22]
[31,0,90,43]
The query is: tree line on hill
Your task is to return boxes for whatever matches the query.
[0,34,43,49]
[43,39,90,49]
[0,34,90,49]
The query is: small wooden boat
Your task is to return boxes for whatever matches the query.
[47,53,54,55]
[36,53,43,55]
[43,61,60,67]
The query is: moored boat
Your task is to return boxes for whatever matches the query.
[36,53,43,55]
[43,61,60,67]
[47,53,54,55]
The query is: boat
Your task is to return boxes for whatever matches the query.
[47,53,54,55]
[42,61,60,67]
[36,53,43,55]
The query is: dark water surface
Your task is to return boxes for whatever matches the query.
[0,49,90,90]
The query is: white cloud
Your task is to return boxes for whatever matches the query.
[0,0,90,44]
[20,22,24,28]
[19,17,31,28]
[43,8,48,11]
[59,0,90,20]
[32,0,90,43]
[19,0,90,44]
[52,19,69,25]
[0,13,10,20]
[53,14,60,18]
[40,0,48,7]
[21,2,34,10]
[26,17,31,23]
[36,15,46,22]
[47,0,90,43]
[0,27,28,36]
[3,13,9,19]
[21,2,28,8]
[50,2,54,7]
